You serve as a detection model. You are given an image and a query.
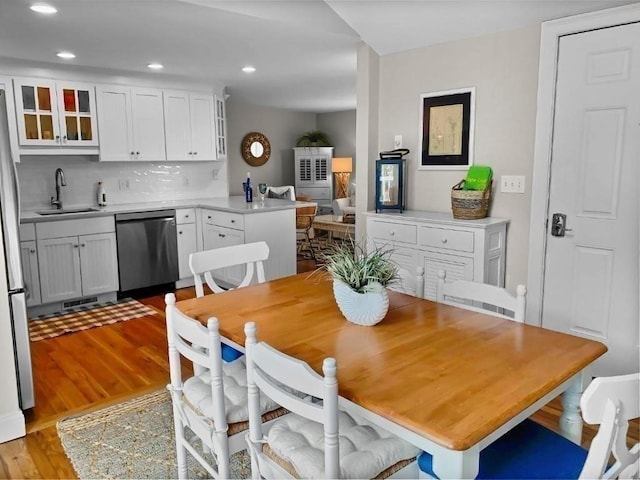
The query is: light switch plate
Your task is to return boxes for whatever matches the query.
[394,135,402,149]
[500,175,525,193]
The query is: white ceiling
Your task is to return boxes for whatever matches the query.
[0,0,636,112]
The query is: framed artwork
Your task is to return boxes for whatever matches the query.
[418,87,475,170]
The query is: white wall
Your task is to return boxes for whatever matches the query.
[226,100,316,195]
[375,24,541,290]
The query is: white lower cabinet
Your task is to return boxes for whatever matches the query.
[177,223,197,280]
[20,240,41,306]
[202,216,245,286]
[36,217,119,304]
[365,211,508,300]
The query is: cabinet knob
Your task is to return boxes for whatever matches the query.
[136,151,140,155]
[230,219,235,223]
[62,135,67,143]
[30,249,36,253]
[208,215,212,219]
[219,233,226,238]
[55,135,60,143]
[188,152,192,155]
[193,151,197,155]
[441,237,448,244]
[74,244,79,248]
[130,151,135,155]
[178,231,183,235]
[81,243,86,247]
[185,214,189,218]
[389,231,395,236]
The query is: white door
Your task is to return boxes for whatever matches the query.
[177,223,197,279]
[79,233,119,296]
[542,23,639,375]
[38,236,82,303]
[96,85,134,161]
[20,241,41,306]
[131,88,166,161]
[190,93,216,161]
[163,90,191,161]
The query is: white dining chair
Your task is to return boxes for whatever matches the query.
[436,270,527,322]
[265,185,296,201]
[418,372,640,479]
[189,241,269,362]
[244,321,421,479]
[164,293,287,480]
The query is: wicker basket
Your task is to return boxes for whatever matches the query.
[451,180,492,220]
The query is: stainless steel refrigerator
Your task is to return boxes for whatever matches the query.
[0,88,34,409]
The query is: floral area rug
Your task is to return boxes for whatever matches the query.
[57,389,251,479]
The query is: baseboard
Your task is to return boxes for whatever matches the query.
[175,277,195,289]
[0,410,26,443]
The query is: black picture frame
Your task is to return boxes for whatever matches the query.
[418,87,475,170]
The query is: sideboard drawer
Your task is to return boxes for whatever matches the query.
[419,226,474,253]
[369,220,416,244]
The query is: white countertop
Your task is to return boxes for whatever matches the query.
[21,196,299,223]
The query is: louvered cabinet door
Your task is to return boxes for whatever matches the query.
[79,232,119,296]
[38,236,82,303]
[423,253,473,301]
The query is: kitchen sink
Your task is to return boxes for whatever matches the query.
[36,207,101,215]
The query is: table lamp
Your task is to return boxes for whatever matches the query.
[332,157,352,199]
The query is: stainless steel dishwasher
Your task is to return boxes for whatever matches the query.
[115,209,179,292]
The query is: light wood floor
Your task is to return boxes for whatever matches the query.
[0,260,637,478]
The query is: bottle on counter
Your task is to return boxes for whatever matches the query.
[97,181,107,206]
[245,172,253,203]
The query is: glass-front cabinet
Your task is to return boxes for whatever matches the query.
[13,77,98,147]
[375,158,406,213]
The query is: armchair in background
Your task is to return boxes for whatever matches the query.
[332,182,356,220]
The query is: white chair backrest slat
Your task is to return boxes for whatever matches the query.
[190,241,269,296]
[393,266,425,298]
[579,373,640,479]
[436,270,527,323]
[245,322,340,479]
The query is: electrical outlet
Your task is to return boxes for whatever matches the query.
[500,175,525,194]
[394,135,402,149]
[118,178,130,191]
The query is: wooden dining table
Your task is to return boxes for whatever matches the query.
[176,272,607,479]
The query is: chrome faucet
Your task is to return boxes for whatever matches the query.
[50,168,66,210]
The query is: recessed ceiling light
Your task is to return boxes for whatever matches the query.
[30,3,57,14]
[56,51,75,59]
[147,63,164,70]
[242,66,256,73]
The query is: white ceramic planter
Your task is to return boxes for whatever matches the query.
[332,279,390,326]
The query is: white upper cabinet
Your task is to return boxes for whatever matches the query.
[13,77,98,149]
[214,95,227,159]
[164,90,216,161]
[96,85,166,162]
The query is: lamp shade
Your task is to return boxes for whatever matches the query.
[332,157,353,173]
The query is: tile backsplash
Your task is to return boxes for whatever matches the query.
[17,156,228,211]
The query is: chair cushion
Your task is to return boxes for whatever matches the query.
[417,419,588,479]
[267,187,294,200]
[267,410,420,479]
[221,344,243,363]
[183,357,280,424]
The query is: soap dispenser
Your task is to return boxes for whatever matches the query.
[97,181,107,206]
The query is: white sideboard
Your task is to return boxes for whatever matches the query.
[365,211,508,300]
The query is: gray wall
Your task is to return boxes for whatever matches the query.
[318,110,357,197]
[226,101,317,195]
[226,102,357,197]
[371,24,541,290]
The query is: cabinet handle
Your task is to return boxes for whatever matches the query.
[30,249,36,253]
[218,233,226,238]
[62,135,67,143]
[441,237,448,244]
[74,244,79,248]
[55,135,60,143]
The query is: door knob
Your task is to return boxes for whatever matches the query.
[551,213,573,237]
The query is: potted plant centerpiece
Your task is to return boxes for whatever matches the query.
[295,130,332,147]
[320,241,398,326]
